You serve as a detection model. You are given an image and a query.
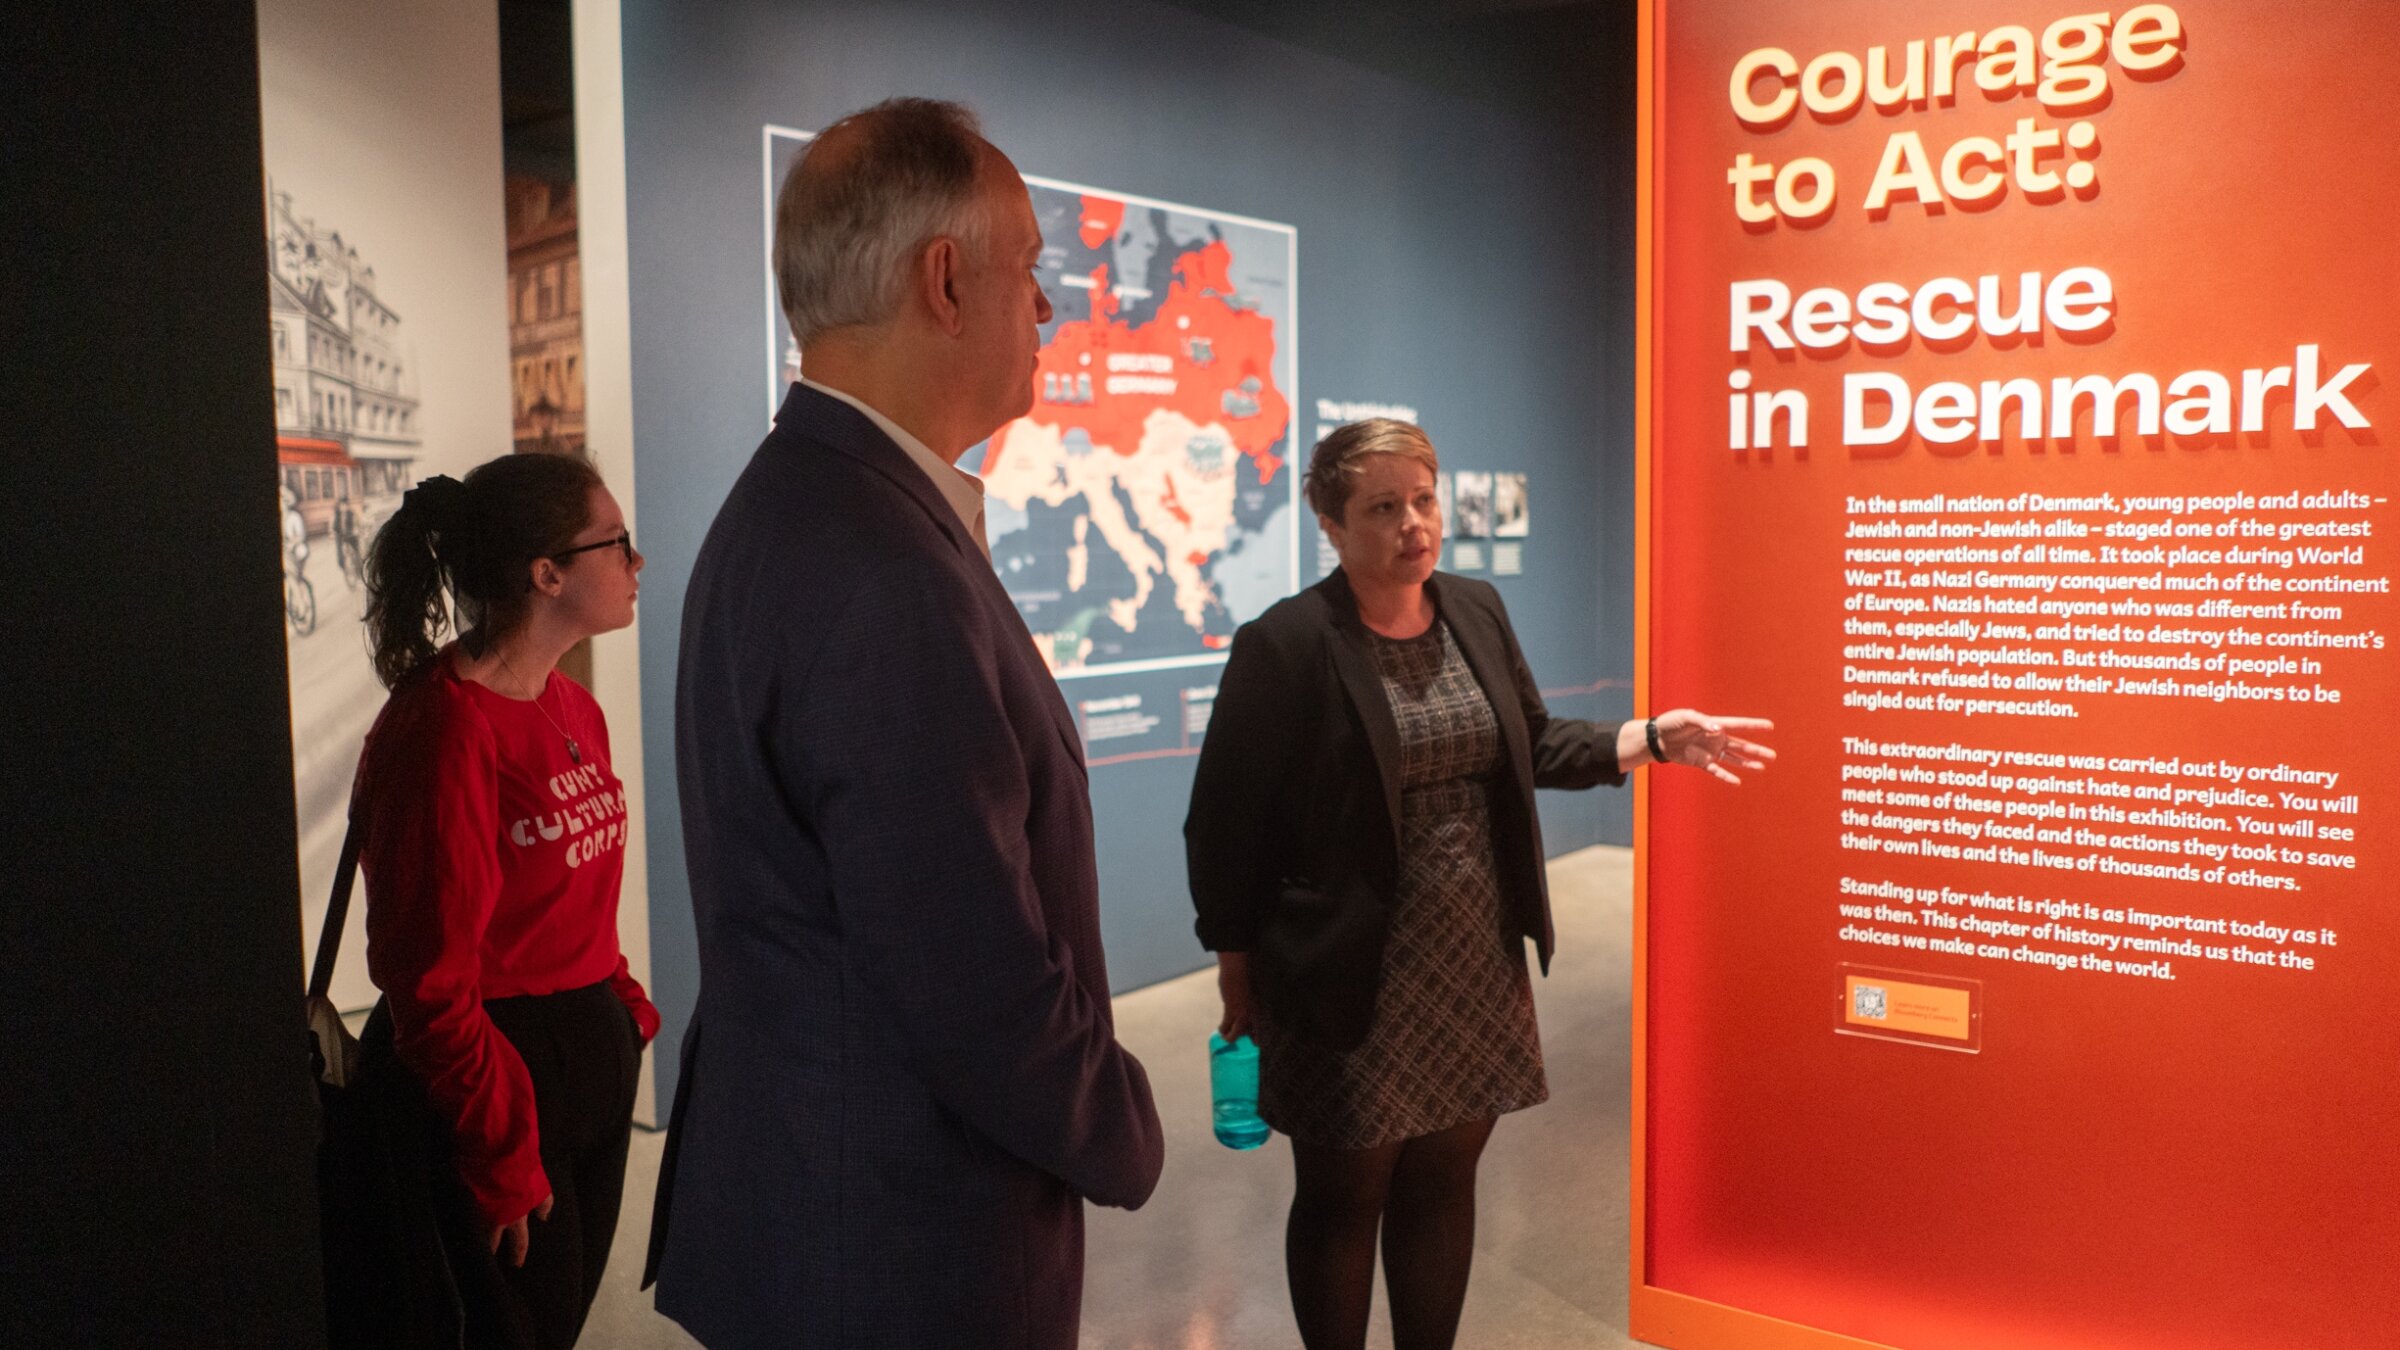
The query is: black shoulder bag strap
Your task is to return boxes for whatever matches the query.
[308,816,365,1004]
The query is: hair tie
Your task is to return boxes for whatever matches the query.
[403,474,468,532]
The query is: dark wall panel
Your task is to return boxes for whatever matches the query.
[1,3,325,1345]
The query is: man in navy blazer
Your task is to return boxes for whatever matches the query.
[646,98,1164,1349]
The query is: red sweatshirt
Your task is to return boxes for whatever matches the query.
[356,654,659,1227]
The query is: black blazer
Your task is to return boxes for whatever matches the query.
[1184,569,1625,1048]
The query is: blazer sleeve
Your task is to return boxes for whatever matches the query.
[1488,588,1628,790]
[1183,618,1301,952]
[786,559,1162,1212]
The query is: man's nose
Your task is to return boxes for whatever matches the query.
[1035,287,1054,324]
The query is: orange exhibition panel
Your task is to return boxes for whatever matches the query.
[1635,2,2400,1346]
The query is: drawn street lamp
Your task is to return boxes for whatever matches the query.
[528,392,561,456]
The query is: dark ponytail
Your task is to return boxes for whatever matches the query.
[363,453,605,689]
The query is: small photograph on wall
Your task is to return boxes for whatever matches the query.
[1493,472,1529,537]
[1452,470,1494,538]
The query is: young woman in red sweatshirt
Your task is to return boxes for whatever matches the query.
[354,452,657,1349]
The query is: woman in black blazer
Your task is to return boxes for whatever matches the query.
[1185,419,1773,1350]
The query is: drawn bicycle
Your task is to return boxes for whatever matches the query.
[284,558,318,637]
[334,529,366,590]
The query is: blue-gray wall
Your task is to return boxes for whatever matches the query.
[620,0,1637,1105]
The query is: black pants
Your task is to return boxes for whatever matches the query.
[352,980,640,1350]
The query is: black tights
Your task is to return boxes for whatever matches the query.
[1285,1115,1497,1350]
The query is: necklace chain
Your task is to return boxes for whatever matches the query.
[496,650,583,766]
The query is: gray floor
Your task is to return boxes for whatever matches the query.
[587,845,1644,1350]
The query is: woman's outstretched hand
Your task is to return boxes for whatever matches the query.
[1646,710,1777,784]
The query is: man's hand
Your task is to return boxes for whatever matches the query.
[488,1193,555,1268]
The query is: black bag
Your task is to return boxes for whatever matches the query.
[311,822,533,1350]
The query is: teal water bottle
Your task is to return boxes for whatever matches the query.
[1209,1032,1270,1150]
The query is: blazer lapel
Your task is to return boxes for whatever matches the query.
[1320,573,1405,847]
[1433,574,1533,780]
[968,561,1090,783]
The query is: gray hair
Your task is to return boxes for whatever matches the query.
[774,98,991,345]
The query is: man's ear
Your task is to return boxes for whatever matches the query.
[918,236,966,337]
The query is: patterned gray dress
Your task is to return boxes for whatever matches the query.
[1256,619,1549,1149]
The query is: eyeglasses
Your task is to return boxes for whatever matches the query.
[552,531,635,564]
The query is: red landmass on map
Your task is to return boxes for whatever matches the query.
[1077,195,1125,251]
[1160,474,1192,526]
[991,237,1288,484]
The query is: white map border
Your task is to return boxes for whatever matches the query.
[760,124,1300,679]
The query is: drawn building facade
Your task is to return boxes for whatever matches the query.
[266,180,421,536]
[506,176,584,456]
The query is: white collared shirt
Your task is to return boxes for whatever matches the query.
[799,377,990,560]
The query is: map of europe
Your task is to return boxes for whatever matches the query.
[975,183,1297,676]
[765,130,1299,679]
